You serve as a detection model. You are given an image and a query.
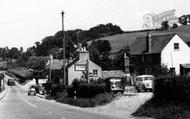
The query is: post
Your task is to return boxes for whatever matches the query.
[49,54,53,83]
[86,59,89,83]
[61,11,66,86]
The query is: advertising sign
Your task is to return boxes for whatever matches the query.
[75,64,86,71]
[143,9,178,29]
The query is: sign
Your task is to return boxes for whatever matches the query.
[143,9,178,29]
[75,64,86,71]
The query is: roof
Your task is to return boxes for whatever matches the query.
[136,75,154,78]
[181,64,190,69]
[102,70,125,79]
[130,34,176,55]
[46,59,63,70]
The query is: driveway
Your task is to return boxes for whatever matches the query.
[85,92,153,119]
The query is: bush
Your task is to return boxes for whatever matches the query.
[67,81,106,98]
[133,76,190,119]
[77,83,106,98]
[153,76,190,105]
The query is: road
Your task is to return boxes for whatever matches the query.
[0,75,124,119]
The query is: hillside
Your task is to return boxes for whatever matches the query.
[93,25,190,53]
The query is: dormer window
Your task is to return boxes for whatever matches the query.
[174,43,179,50]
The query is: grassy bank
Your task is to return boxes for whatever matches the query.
[47,92,115,107]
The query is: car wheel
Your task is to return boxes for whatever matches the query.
[143,86,147,92]
[136,87,140,92]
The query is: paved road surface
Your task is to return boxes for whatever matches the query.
[0,76,124,119]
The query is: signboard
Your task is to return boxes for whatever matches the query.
[75,64,86,71]
[143,9,178,29]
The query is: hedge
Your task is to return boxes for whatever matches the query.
[67,83,106,98]
[153,76,190,105]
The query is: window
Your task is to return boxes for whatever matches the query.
[174,43,179,50]
[147,55,152,62]
[93,70,98,75]
[141,56,144,62]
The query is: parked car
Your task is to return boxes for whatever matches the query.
[135,75,154,92]
[105,77,124,94]
[7,78,15,86]
[28,85,37,96]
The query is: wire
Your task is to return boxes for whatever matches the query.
[82,0,116,21]
[79,0,128,27]
[77,0,119,27]
[89,0,128,25]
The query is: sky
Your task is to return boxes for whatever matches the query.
[0,0,189,50]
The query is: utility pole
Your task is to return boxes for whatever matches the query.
[61,11,66,86]
[49,54,53,83]
[86,59,89,83]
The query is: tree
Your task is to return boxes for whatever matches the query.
[27,56,47,70]
[48,47,61,59]
[88,23,123,39]
[89,40,113,70]
[26,56,48,85]
[179,15,188,25]
[114,45,130,70]
[89,40,101,64]
[19,47,23,53]
[6,47,21,59]
[172,23,178,29]
[27,23,123,61]
[161,21,169,30]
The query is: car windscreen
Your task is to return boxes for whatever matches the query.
[136,77,143,81]
[144,77,153,80]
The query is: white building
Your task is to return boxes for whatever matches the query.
[46,48,102,85]
[161,34,190,75]
[67,48,102,85]
[130,33,190,75]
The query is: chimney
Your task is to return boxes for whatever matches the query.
[79,49,90,61]
[146,32,152,52]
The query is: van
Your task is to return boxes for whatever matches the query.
[135,75,154,92]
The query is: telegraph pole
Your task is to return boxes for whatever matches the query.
[49,54,53,83]
[61,11,66,86]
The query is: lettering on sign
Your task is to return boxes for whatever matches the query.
[75,64,86,71]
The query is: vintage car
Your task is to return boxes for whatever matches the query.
[7,78,16,86]
[135,75,154,92]
[28,85,37,96]
[105,77,124,94]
